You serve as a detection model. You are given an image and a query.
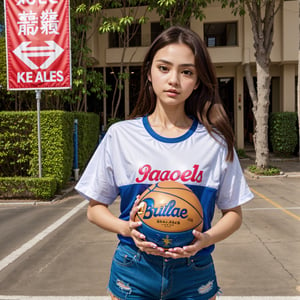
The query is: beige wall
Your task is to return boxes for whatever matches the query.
[87,1,298,148]
[88,2,298,66]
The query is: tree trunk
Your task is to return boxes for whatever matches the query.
[243,0,277,168]
[113,64,123,119]
[244,63,258,112]
[255,59,271,168]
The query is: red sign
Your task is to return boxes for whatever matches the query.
[4,0,72,90]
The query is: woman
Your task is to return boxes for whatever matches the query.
[76,26,253,300]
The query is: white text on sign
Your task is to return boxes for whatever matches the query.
[17,71,64,83]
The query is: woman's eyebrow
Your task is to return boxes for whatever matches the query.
[155,59,196,68]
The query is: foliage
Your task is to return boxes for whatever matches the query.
[0,111,99,199]
[248,165,280,176]
[42,2,107,111]
[28,111,74,188]
[219,0,246,16]
[148,0,208,27]
[0,112,33,177]
[0,177,57,200]
[105,117,122,131]
[92,0,150,119]
[73,112,100,170]
[0,38,6,89]
[269,112,298,156]
[236,148,248,159]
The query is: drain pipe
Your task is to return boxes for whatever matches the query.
[73,119,79,181]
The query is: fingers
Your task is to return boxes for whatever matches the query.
[129,195,142,221]
[164,246,196,259]
[164,230,207,259]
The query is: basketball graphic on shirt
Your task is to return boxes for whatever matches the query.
[135,180,203,248]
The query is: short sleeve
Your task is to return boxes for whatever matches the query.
[216,151,254,210]
[75,130,119,205]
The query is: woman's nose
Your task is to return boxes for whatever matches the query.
[168,71,179,86]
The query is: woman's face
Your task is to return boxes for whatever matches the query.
[149,43,198,110]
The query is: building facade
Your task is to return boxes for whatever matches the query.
[87,1,298,149]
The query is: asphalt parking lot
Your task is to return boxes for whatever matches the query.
[0,157,299,299]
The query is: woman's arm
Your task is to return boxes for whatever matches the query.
[165,205,243,258]
[200,206,242,246]
[87,200,131,237]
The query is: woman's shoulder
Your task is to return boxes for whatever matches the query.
[106,117,143,134]
[195,122,226,146]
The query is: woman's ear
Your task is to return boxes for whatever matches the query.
[147,73,152,82]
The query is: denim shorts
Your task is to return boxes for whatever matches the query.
[108,243,220,300]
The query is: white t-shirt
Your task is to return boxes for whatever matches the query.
[76,116,253,254]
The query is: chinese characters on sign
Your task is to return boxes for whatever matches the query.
[5,0,72,90]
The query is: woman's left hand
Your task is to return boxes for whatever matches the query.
[164,206,243,259]
[163,229,210,259]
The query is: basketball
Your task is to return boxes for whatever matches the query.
[134,181,203,248]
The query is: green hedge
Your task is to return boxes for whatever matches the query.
[0,111,99,199]
[28,111,74,188]
[73,112,100,171]
[0,177,57,200]
[269,112,298,155]
[0,112,33,177]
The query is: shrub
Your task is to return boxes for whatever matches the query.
[269,112,298,156]
[0,111,100,200]
[73,112,100,171]
[248,165,280,176]
[0,177,57,200]
[29,111,74,189]
[0,112,33,177]
[236,148,247,159]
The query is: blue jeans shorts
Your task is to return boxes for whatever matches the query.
[108,243,220,300]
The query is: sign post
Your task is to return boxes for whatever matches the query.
[36,90,42,178]
[4,0,72,177]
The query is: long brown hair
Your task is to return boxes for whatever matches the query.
[129,26,234,161]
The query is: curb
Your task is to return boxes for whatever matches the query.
[244,169,300,179]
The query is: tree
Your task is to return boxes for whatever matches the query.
[86,0,208,120]
[85,0,149,119]
[221,0,283,168]
[47,0,107,112]
[148,0,207,27]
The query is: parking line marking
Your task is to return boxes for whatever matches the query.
[251,188,300,221]
[0,200,88,273]
[244,207,300,211]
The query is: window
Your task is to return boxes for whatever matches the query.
[109,24,141,48]
[204,22,237,47]
[151,22,164,43]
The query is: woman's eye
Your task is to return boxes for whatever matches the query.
[183,70,193,76]
[158,65,168,72]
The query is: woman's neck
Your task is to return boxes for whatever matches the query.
[148,109,193,138]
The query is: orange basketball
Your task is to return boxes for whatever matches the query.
[135,181,203,248]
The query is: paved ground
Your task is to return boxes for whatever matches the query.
[0,154,299,299]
